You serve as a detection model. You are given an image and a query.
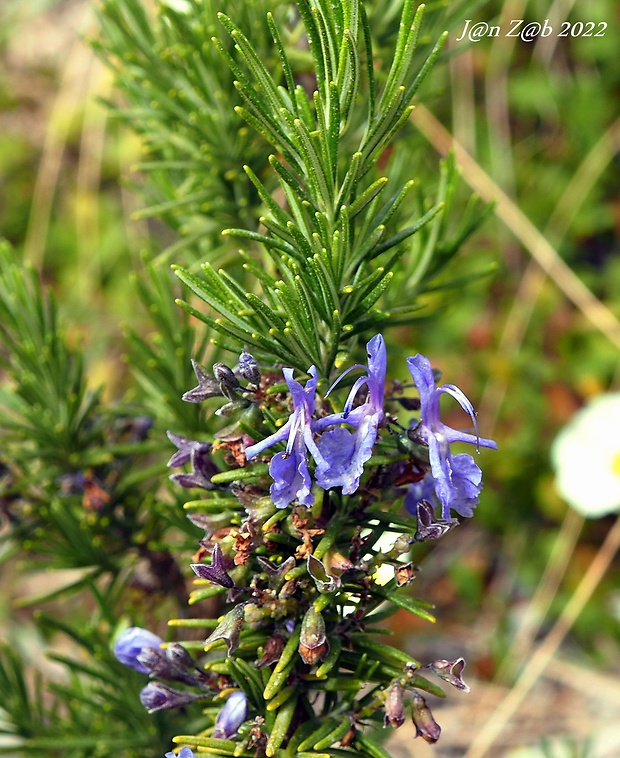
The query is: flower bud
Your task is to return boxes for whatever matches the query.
[384,683,405,728]
[212,691,249,739]
[167,434,220,490]
[182,359,223,403]
[165,642,195,670]
[213,362,242,400]
[139,682,200,713]
[137,645,203,687]
[411,691,441,744]
[299,606,329,665]
[237,351,261,385]
[114,627,164,674]
[136,646,168,675]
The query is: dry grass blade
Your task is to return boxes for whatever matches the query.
[463,513,620,758]
[411,105,620,354]
[23,4,99,271]
[479,117,620,429]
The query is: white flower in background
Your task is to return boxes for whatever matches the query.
[551,393,620,518]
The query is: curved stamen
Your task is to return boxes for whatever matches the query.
[343,375,370,417]
[438,383,480,450]
[324,363,366,397]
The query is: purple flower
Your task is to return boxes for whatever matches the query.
[406,354,497,519]
[165,749,196,758]
[245,367,321,508]
[313,334,386,494]
[212,691,249,739]
[167,431,220,490]
[114,627,164,674]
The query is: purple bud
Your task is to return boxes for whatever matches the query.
[213,363,241,400]
[411,691,441,744]
[212,691,249,739]
[114,627,164,674]
[167,434,220,490]
[139,682,200,713]
[136,644,202,687]
[165,643,195,670]
[237,352,261,385]
[136,646,169,674]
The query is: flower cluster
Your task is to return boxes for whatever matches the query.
[113,626,249,739]
[242,335,496,520]
[147,334,496,757]
[245,334,386,507]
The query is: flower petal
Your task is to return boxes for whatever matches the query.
[269,445,314,508]
[315,411,381,494]
[406,355,440,429]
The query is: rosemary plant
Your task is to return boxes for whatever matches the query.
[111,1,497,758]
[0,1,496,756]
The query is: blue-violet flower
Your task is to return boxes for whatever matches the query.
[245,366,322,508]
[114,627,164,674]
[407,354,497,519]
[313,334,386,494]
[212,691,249,739]
[165,749,196,758]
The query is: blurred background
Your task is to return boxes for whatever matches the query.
[0,0,619,756]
